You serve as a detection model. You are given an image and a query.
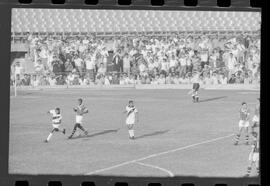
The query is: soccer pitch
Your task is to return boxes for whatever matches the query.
[9,88,259,177]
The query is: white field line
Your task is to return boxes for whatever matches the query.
[134,162,174,177]
[85,133,234,175]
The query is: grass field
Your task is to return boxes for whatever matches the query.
[9,88,260,177]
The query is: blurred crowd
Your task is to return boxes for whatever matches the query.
[11,33,260,86]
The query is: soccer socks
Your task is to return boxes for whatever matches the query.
[234,134,240,145]
[78,124,88,135]
[46,133,53,142]
[69,124,78,138]
[246,167,252,176]
[131,130,134,138]
[195,96,199,102]
[128,130,135,139]
[245,135,249,145]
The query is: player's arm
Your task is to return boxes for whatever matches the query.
[84,108,89,114]
[47,110,53,114]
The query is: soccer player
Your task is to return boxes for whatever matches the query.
[124,100,139,140]
[234,102,250,145]
[68,98,89,139]
[246,131,259,177]
[251,98,260,133]
[44,108,65,143]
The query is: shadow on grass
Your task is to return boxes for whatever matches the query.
[69,129,120,140]
[135,130,170,139]
[198,96,227,103]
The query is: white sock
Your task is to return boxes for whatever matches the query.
[47,133,53,141]
[130,130,134,137]
[128,130,132,137]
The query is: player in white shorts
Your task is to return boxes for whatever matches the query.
[246,131,259,176]
[234,102,250,145]
[251,98,260,133]
[124,100,139,140]
[44,108,65,143]
[68,98,89,139]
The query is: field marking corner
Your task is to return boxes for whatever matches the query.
[85,133,235,176]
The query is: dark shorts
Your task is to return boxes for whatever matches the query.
[193,83,200,91]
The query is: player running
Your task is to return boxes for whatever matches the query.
[124,100,139,140]
[251,98,260,133]
[44,108,65,143]
[245,131,259,177]
[68,98,89,139]
[234,102,250,145]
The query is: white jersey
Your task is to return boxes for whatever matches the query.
[126,106,138,125]
[49,110,62,124]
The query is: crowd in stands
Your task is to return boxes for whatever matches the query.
[11,33,260,86]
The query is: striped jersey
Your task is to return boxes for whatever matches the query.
[240,108,249,120]
[49,109,62,124]
[126,105,138,123]
[75,104,88,116]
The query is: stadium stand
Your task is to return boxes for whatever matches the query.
[10,9,261,87]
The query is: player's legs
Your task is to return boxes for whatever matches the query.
[255,158,259,175]
[191,90,199,102]
[127,124,135,139]
[234,123,244,145]
[191,90,196,102]
[244,125,249,145]
[57,128,66,134]
[68,123,79,139]
[45,128,57,142]
[77,124,88,135]
[195,91,199,102]
[246,150,256,177]
[192,83,199,102]
[246,160,253,176]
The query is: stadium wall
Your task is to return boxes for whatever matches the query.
[135,84,260,90]
[12,84,260,91]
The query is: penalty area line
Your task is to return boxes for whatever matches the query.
[85,133,234,175]
[134,162,174,177]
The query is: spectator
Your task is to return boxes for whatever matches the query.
[21,74,31,86]
[74,55,84,77]
[228,74,236,84]
[85,54,96,82]
[97,63,106,77]
[65,59,74,74]
[123,53,131,75]
[31,74,40,87]
[22,33,259,86]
